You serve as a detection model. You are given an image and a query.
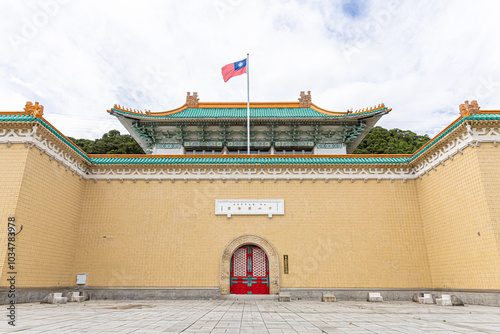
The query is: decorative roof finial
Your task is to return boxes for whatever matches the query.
[459,100,480,117]
[24,101,44,118]
[298,91,312,108]
[186,92,199,108]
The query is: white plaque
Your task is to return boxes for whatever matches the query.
[215,199,284,218]
[76,274,87,285]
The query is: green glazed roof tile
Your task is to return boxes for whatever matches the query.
[2,112,500,166]
[111,107,388,119]
[0,114,91,163]
[87,155,411,165]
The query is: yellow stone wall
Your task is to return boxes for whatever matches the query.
[75,177,432,289]
[0,144,85,288]
[476,144,500,258]
[2,122,500,291]
[0,145,29,281]
[417,143,500,289]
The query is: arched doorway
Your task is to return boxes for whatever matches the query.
[230,245,269,294]
[220,234,280,295]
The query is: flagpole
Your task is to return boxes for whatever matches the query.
[246,53,250,155]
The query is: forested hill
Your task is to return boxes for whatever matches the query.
[69,127,430,155]
[352,127,430,154]
[69,130,145,154]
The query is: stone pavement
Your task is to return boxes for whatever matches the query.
[2,299,500,333]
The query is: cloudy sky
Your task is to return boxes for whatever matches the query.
[1,0,500,139]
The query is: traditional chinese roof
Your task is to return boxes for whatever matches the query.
[88,154,411,164]
[3,100,499,167]
[107,92,393,154]
[108,102,391,122]
[77,111,500,164]
[0,110,90,162]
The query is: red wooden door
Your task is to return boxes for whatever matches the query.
[230,246,270,294]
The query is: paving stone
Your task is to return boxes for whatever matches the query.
[2,300,500,333]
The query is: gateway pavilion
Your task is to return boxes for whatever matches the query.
[1,93,500,305]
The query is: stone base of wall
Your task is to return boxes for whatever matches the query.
[280,288,427,301]
[87,287,221,301]
[0,287,221,304]
[0,288,71,305]
[280,288,500,307]
[3,287,500,307]
[448,290,500,307]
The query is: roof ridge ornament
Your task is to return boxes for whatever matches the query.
[186,92,199,108]
[459,100,480,117]
[351,103,385,114]
[24,101,44,118]
[112,104,150,114]
[298,91,311,108]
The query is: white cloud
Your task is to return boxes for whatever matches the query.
[1,0,500,139]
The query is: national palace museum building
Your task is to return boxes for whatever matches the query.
[1,92,500,305]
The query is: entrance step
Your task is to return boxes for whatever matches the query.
[220,294,278,301]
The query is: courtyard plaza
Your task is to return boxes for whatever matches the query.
[2,299,500,333]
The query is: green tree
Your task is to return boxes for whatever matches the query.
[353,126,430,154]
[71,126,429,156]
[69,130,144,154]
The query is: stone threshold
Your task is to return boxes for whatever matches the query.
[220,294,278,300]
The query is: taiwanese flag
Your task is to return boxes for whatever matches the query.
[221,58,247,82]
